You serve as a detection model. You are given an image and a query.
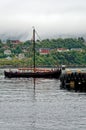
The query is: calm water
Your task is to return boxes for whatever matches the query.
[0,69,86,130]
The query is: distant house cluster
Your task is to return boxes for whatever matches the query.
[56,48,83,52]
[2,38,84,61]
[38,47,83,55]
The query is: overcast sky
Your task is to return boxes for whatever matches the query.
[0,0,86,39]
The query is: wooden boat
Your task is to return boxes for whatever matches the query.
[4,28,61,79]
[4,68,61,78]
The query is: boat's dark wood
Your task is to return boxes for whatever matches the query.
[4,69,61,79]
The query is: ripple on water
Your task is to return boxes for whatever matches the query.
[0,75,86,130]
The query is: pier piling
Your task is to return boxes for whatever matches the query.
[60,71,86,92]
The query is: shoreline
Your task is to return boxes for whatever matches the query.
[0,65,86,69]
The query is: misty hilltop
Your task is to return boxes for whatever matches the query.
[0,32,86,42]
[0,32,29,42]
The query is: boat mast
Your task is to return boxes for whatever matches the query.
[33,27,36,72]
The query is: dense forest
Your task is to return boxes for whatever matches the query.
[0,37,86,67]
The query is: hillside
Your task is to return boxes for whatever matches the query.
[0,37,86,67]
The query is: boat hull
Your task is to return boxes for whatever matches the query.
[4,69,61,79]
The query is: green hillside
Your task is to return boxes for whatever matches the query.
[0,37,86,67]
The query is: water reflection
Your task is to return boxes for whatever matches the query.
[33,78,36,90]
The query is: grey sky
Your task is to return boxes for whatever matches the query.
[0,0,86,39]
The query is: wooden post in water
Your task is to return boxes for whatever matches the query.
[33,27,36,73]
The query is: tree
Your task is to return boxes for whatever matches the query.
[78,37,85,43]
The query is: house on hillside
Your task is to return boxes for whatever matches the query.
[18,53,25,59]
[57,48,69,52]
[6,56,12,60]
[4,50,11,55]
[10,40,21,44]
[39,48,50,55]
[70,48,83,52]
[3,45,9,49]
[22,49,28,53]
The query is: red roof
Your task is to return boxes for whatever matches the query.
[39,49,50,54]
[11,40,21,44]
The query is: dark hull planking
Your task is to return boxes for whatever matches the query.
[4,69,61,79]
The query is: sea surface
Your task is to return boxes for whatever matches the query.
[0,69,86,130]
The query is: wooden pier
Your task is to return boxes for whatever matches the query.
[60,70,86,92]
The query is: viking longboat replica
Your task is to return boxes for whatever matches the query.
[4,68,61,78]
[4,28,61,79]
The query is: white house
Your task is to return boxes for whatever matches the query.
[6,56,12,60]
[70,48,83,52]
[57,48,69,52]
[4,50,11,55]
[18,53,25,59]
